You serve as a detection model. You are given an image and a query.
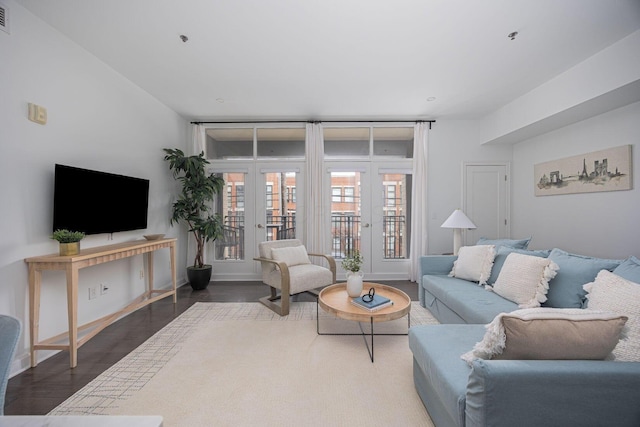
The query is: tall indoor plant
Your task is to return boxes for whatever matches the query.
[164,148,225,290]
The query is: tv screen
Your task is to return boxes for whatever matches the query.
[53,164,149,235]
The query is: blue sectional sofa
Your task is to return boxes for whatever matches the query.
[410,253,640,427]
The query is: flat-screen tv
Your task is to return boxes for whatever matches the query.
[53,164,150,235]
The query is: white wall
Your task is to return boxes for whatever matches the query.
[0,2,189,374]
[479,30,640,145]
[427,120,513,255]
[511,101,640,259]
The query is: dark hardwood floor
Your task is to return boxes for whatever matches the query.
[5,280,417,415]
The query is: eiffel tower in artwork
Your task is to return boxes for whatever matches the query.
[580,158,589,180]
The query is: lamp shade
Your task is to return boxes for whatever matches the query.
[441,209,477,229]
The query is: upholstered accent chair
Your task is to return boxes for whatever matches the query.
[1,315,21,415]
[254,239,336,316]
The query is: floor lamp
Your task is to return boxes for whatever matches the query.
[441,209,477,255]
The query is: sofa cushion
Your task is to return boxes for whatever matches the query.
[545,248,621,308]
[461,308,627,364]
[613,256,640,283]
[449,245,496,285]
[423,275,518,324]
[476,236,531,249]
[584,270,640,362]
[487,253,558,308]
[409,324,487,427]
[487,247,551,285]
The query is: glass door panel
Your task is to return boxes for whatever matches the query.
[370,165,412,277]
[326,163,371,276]
[262,171,298,241]
[204,164,256,279]
[214,172,246,261]
[257,164,304,244]
[381,172,408,259]
[330,171,362,257]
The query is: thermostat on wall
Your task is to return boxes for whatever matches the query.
[28,103,47,125]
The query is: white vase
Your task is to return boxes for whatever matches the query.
[346,271,364,297]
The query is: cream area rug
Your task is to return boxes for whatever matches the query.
[50,302,439,427]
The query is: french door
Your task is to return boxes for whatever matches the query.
[326,161,411,280]
[201,123,415,281]
[205,161,305,280]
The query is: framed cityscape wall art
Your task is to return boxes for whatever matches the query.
[534,144,632,196]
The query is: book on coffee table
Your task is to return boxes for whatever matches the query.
[351,294,393,312]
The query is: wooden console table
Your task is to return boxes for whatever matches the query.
[25,238,177,368]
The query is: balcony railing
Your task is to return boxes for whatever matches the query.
[215,213,406,261]
[266,215,296,241]
[383,215,406,259]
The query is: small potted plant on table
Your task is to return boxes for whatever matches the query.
[51,229,85,256]
[342,250,364,297]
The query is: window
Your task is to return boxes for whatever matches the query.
[386,184,396,207]
[324,127,370,158]
[236,184,245,208]
[332,187,341,202]
[257,128,305,159]
[344,186,354,203]
[206,128,253,159]
[287,186,296,203]
[373,127,414,158]
[266,184,273,209]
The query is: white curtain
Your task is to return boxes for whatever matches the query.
[409,122,429,282]
[190,124,206,155]
[185,124,207,266]
[304,122,327,256]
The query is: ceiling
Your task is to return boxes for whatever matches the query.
[16,0,640,121]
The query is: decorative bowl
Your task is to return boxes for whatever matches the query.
[143,234,165,241]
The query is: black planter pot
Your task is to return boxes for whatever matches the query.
[187,265,213,290]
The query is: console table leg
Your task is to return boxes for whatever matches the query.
[28,266,41,367]
[170,243,177,303]
[66,265,79,368]
[147,252,154,297]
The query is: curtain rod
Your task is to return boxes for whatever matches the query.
[191,119,435,128]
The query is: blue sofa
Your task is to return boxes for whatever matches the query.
[410,254,640,427]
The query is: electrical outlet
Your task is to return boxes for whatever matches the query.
[100,283,109,295]
[88,286,97,300]
[139,269,144,279]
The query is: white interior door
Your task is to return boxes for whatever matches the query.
[463,163,510,245]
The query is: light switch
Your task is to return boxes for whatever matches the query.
[28,103,47,125]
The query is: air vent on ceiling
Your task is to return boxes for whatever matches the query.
[0,2,10,35]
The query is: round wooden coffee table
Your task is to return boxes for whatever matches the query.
[317,282,412,362]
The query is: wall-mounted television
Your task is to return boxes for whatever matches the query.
[53,164,150,235]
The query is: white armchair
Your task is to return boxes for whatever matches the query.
[254,239,336,316]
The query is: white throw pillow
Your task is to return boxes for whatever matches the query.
[584,270,640,362]
[461,308,628,365]
[270,246,311,267]
[449,245,496,285]
[487,253,558,308]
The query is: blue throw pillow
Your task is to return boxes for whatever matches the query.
[476,237,531,250]
[613,256,640,283]
[545,248,622,308]
[487,247,551,285]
